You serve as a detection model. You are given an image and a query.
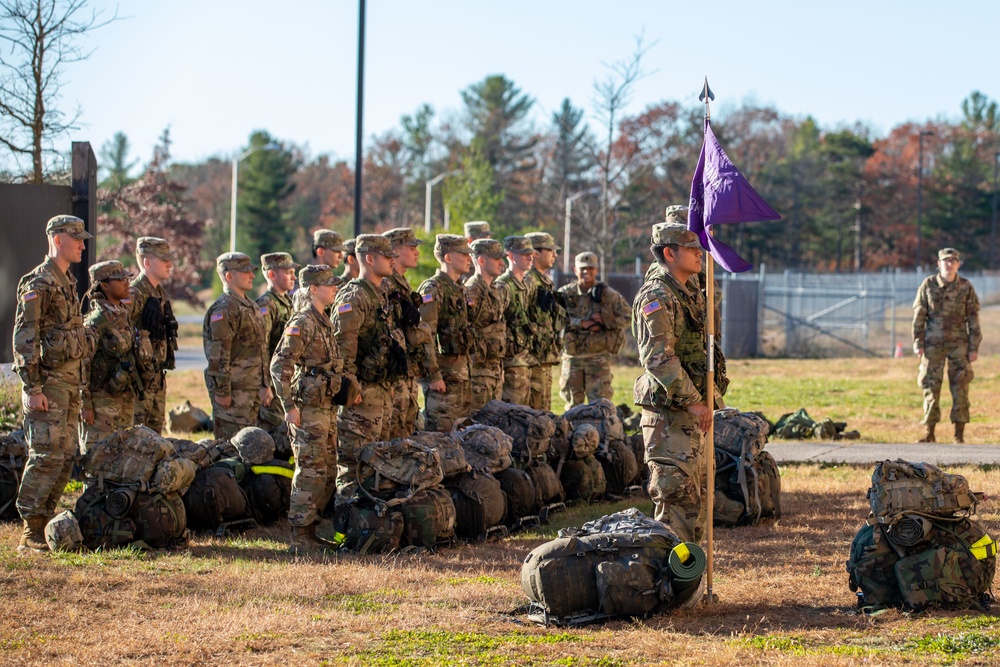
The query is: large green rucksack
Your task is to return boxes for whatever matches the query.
[473,400,557,467]
[399,486,456,550]
[495,467,540,525]
[446,471,507,540]
[81,425,175,489]
[75,485,139,550]
[210,457,293,525]
[868,460,977,524]
[559,455,607,502]
[456,424,514,474]
[357,439,445,508]
[332,502,404,554]
[408,431,471,479]
[713,408,781,526]
[131,491,188,549]
[182,466,255,534]
[0,430,27,521]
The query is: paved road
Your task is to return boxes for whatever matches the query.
[767,441,1000,466]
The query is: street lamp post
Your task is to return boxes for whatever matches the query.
[230,142,281,253]
[991,152,999,270]
[563,187,601,274]
[916,130,934,270]
[424,170,459,233]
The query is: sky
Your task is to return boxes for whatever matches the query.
[23,0,1000,171]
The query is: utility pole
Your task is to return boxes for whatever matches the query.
[353,0,366,236]
[916,130,934,270]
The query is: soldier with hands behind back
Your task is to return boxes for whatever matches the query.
[525,232,566,411]
[257,252,300,454]
[465,239,509,412]
[496,236,538,406]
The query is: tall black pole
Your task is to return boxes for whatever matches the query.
[991,152,999,270]
[353,0,366,236]
[916,133,924,271]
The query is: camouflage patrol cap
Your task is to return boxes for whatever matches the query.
[355,234,398,258]
[652,222,701,249]
[216,252,257,273]
[46,215,93,240]
[343,238,357,256]
[464,221,492,240]
[298,264,340,287]
[313,229,346,251]
[938,247,961,261]
[664,205,689,224]
[435,234,473,255]
[136,236,175,261]
[525,232,560,252]
[383,227,425,247]
[503,236,535,255]
[89,260,131,283]
[260,252,301,271]
[471,238,505,259]
[575,252,599,269]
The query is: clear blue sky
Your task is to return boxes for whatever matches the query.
[51,0,999,169]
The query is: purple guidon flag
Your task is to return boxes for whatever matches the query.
[688,119,781,273]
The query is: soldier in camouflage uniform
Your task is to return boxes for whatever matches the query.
[633,221,727,544]
[203,253,274,440]
[340,238,360,282]
[497,236,538,406]
[293,229,346,312]
[525,232,565,411]
[81,261,140,452]
[462,222,492,282]
[130,237,178,434]
[271,265,360,552]
[465,239,509,411]
[256,252,300,456]
[419,235,474,432]
[331,235,407,499]
[382,227,434,438]
[13,215,92,552]
[913,248,982,444]
[559,251,631,409]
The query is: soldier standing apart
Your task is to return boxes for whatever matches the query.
[383,228,434,438]
[913,248,982,444]
[633,222,722,544]
[81,261,140,451]
[496,236,538,406]
[465,239,509,411]
[340,238,360,282]
[293,229,346,312]
[559,251,631,409]
[257,252,300,457]
[13,215,92,552]
[418,235,474,431]
[203,253,273,440]
[271,265,360,553]
[525,232,565,411]
[331,235,408,500]
[462,222,492,282]
[130,236,178,434]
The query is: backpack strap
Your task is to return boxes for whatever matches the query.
[250,465,294,478]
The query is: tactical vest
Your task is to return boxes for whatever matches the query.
[658,274,709,398]
[354,279,407,384]
[467,279,506,363]
[431,275,471,357]
[500,276,534,356]
[530,271,566,362]
[88,301,138,396]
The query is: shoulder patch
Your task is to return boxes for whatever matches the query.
[337,303,353,314]
[642,300,662,317]
[22,291,37,302]
[260,306,268,315]
[285,325,300,336]
[211,311,225,322]
[422,293,434,303]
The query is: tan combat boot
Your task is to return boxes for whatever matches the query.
[17,516,50,553]
[954,423,966,444]
[916,424,935,444]
[288,524,331,555]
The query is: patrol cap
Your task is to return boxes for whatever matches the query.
[313,229,346,251]
[435,234,473,255]
[45,215,93,240]
[664,205,689,224]
[136,236,175,261]
[652,222,701,249]
[575,252,599,269]
[89,260,131,283]
[216,252,257,273]
[471,238,505,259]
[260,252,300,271]
[298,264,340,287]
[464,221,492,240]
[525,232,560,252]
[343,238,357,256]
[354,234,399,258]
[383,227,425,248]
[503,236,535,255]
[938,247,961,261]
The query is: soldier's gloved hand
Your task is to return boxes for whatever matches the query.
[26,393,48,412]
[259,387,274,407]
[687,402,712,433]
[286,407,301,427]
[428,379,446,393]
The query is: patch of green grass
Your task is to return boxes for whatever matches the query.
[325,589,406,614]
[735,635,806,654]
[342,629,580,667]
[50,544,147,566]
[927,616,1000,631]
[64,480,83,493]
[905,632,1000,657]
[443,575,505,585]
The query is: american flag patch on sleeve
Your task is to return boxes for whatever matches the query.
[211,312,225,322]
[337,303,352,314]
[642,300,662,317]
[422,293,434,303]
[22,291,37,302]
[285,326,300,336]
[260,306,268,315]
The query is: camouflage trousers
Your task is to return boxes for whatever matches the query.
[422,355,471,433]
[641,408,706,544]
[209,382,262,440]
[81,390,135,454]
[388,375,420,438]
[337,381,393,501]
[17,378,81,521]
[559,355,613,410]
[529,362,557,412]
[287,402,338,527]
[134,371,166,434]
[258,401,292,460]
[502,365,532,406]
[470,360,503,413]
[919,343,974,425]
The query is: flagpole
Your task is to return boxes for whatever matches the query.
[700,76,716,606]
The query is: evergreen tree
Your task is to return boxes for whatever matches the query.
[236,130,298,269]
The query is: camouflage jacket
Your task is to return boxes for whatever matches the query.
[496,269,537,368]
[464,274,508,367]
[419,270,471,381]
[385,270,434,379]
[270,304,345,413]
[83,294,137,408]
[13,257,88,392]
[332,277,408,385]
[130,273,175,372]
[559,280,631,358]
[257,288,293,359]
[203,288,272,398]
[528,267,566,365]
[912,275,982,354]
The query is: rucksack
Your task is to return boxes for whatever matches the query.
[446,471,507,540]
[712,408,781,527]
[560,455,607,502]
[713,408,768,458]
[168,437,236,472]
[472,400,556,466]
[772,408,817,439]
[131,491,188,549]
[357,439,444,505]
[0,429,27,521]
[456,424,514,474]
[332,502,404,554]
[868,460,978,525]
[150,457,197,495]
[527,461,565,507]
[595,439,640,496]
[243,460,294,524]
[399,486,456,550]
[182,466,255,534]
[495,467,540,524]
[166,400,213,434]
[81,425,175,488]
[75,485,138,550]
[408,431,471,479]
[563,399,626,449]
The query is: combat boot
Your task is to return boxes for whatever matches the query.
[916,424,935,444]
[17,516,49,553]
[288,524,332,555]
[954,422,966,444]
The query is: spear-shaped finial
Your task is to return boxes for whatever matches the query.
[699,76,714,121]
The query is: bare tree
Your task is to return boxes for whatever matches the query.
[0,0,115,183]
